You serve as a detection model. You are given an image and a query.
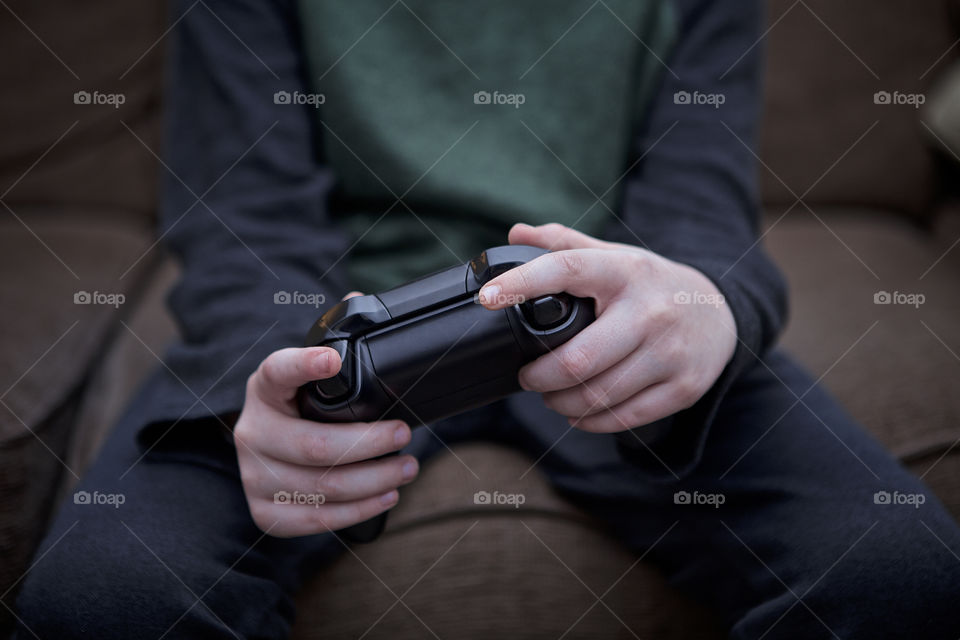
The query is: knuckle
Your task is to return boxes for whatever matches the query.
[672,375,702,408]
[658,336,686,365]
[545,223,572,243]
[627,250,650,275]
[299,431,329,465]
[259,356,279,383]
[555,250,585,278]
[315,471,341,500]
[558,345,593,383]
[508,268,533,301]
[370,422,400,455]
[578,383,608,411]
[648,298,680,330]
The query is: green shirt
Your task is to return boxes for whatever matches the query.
[298,0,677,292]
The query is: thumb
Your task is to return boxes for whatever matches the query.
[253,346,341,407]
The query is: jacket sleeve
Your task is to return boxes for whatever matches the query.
[609,0,789,477]
[137,0,352,451]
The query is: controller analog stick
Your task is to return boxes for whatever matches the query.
[521,294,572,330]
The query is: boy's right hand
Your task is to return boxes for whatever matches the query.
[234,345,419,537]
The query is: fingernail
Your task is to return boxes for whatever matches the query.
[315,349,330,370]
[380,490,398,506]
[402,459,419,481]
[394,423,410,448]
[480,285,500,306]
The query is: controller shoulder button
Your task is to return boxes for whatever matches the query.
[468,245,548,289]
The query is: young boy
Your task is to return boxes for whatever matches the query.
[17,0,960,638]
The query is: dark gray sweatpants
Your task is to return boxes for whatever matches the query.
[15,350,960,638]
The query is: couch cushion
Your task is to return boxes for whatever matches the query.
[760,0,959,218]
[292,443,723,640]
[764,206,960,458]
[62,258,180,482]
[0,216,157,442]
[0,0,166,225]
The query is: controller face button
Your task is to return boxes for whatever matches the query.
[315,339,352,401]
[522,294,571,330]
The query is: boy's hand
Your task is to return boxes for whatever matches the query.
[234,341,418,538]
[478,223,737,433]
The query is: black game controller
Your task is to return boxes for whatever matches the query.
[296,245,595,540]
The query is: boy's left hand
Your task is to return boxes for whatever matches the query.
[478,223,737,433]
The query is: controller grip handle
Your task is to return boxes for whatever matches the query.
[340,465,394,542]
[343,517,388,543]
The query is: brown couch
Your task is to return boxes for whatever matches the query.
[1,1,958,638]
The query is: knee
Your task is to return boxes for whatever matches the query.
[823,514,960,638]
[749,515,960,638]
